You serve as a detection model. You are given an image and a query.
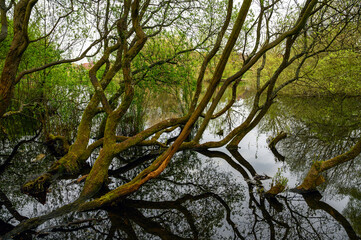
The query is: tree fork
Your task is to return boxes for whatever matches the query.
[77,0,253,211]
[20,32,127,200]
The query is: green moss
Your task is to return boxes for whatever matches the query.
[313,160,324,171]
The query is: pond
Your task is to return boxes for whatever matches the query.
[0,95,361,239]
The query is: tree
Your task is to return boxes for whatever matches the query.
[0,0,103,118]
[1,0,361,237]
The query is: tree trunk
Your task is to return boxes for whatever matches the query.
[0,0,38,118]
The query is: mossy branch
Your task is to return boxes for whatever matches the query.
[297,139,361,191]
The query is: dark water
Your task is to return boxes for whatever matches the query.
[1,96,361,239]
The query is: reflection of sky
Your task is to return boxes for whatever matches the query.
[1,96,360,239]
[201,102,294,187]
[198,96,360,215]
[324,196,350,213]
[238,128,284,176]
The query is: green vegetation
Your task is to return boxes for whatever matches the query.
[266,167,288,196]
[0,0,361,238]
[247,48,361,96]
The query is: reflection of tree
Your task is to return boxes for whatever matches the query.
[119,150,245,239]
[1,143,360,239]
[258,96,361,141]
[0,189,27,222]
[343,197,361,237]
[0,129,41,175]
[199,149,360,239]
[301,191,359,240]
[199,149,289,239]
[256,96,361,165]
[108,192,244,240]
[252,96,361,194]
[109,202,193,240]
[1,148,246,239]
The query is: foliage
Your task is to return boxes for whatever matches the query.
[302,50,361,96]
[270,167,288,188]
[1,0,361,237]
[133,33,198,114]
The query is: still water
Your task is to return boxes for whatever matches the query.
[0,95,361,239]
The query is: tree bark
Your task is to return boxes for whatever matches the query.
[0,0,38,118]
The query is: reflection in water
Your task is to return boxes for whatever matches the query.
[1,96,361,239]
[199,149,360,239]
[301,191,359,239]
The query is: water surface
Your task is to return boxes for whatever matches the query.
[1,95,360,239]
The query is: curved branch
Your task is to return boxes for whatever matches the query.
[15,38,104,84]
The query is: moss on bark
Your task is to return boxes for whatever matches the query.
[297,139,361,191]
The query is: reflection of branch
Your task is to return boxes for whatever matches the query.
[270,147,285,162]
[302,191,360,240]
[36,218,106,236]
[0,189,27,221]
[197,149,251,179]
[108,211,137,239]
[120,205,192,240]
[250,191,276,239]
[199,149,291,237]
[267,132,287,162]
[228,149,258,177]
[108,153,158,177]
[209,193,245,239]
[176,205,199,239]
[123,191,244,240]
[282,195,319,238]
[0,128,41,175]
